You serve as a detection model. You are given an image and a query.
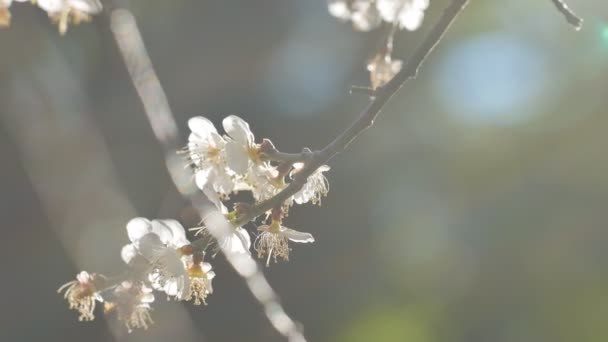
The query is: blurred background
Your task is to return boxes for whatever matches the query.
[1,0,607,341]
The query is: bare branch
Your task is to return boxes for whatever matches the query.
[550,0,583,30]
[106,3,306,341]
[235,0,471,226]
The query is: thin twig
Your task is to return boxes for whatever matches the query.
[235,0,471,226]
[550,0,583,30]
[106,2,306,341]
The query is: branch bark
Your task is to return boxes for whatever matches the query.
[550,0,583,30]
[235,0,471,226]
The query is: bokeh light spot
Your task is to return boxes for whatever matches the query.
[433,32,552,126]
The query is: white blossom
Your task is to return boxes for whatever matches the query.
[255,222,314,266]
[102,281,155,333]
[57,271,105,321]
[191,224,252,255]
[185,259,215,305]
[377,0,428,31]
[222,115,260,175]
[37,0,102,35]
[122,218,191,300]
[367,52,402,89]
[188,116,236,195]
[291,163,330,205]
[327,0,428,31]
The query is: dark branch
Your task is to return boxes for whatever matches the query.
[235,0,471,226]
[550,0,583,30]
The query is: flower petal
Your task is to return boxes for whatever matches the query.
[219,229,251,254]
[281,227,315,243]
[157,219,189,248]
[68,0,103,13]
[137,233,167,261]
[222,115,254,145]
[225,141,250,174]
[188,116,218,139]
[121,244,138,264]
[194,168,212,189]
[150,220,174,246]
[126,217,152,243]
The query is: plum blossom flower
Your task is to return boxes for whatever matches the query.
[327,0,428,32]
[222,115,285,200]
[377,0,428,31]
[328,0,382,31]
[191,224,251,255]
[0,0,30,28]
[367,52,402,89]
[102,281,155,332]
[255,222,314,266]
[122,218,191,300]
[185,259,215,305]
[57,271,105,321]
[37,0,103,35]
[187,116,235,195]
[291,163,330,205]
[222,115,261,175]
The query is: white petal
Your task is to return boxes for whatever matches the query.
[318,165,331,172]
[140,292,155,304]
[68,0,102,13]
[399,7,424,31]
[220,229,251,254]
[126,217,152,243]
[36,0,63,12]
[121,244,138,264]
[202,262,213,273]
[222,115,254,145]
[157,219,189,248]
[328,0,350,20]
[76,271,91,283]
[188,116,218,139]
[225,141,250,174]
[202,185,228,214]
[281,227,315,243]
[235,227,252,250]
[137,233,167,261]
[195,168,212,189]
[150,220,174,246]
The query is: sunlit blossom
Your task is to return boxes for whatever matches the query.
[291,163,330,205]
[255,222,314,266]
[191,224,251,255]
[187,116,236,195]
[367,52,403,89]
[37,0,102,35]
[327,0,428,32]
[123,218,191,300]
[103,281,155,332]
[57,271,105,321]
[185,260,215,305]
[223,115,263,175]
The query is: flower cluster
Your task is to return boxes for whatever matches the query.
[328,0,429,32]
[187,115,322,264]
[59,218,215,331]
[0,0,102,34]
[59,116,328,330]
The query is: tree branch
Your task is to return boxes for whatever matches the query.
[235,0,471,226]
[550,0,583,30]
